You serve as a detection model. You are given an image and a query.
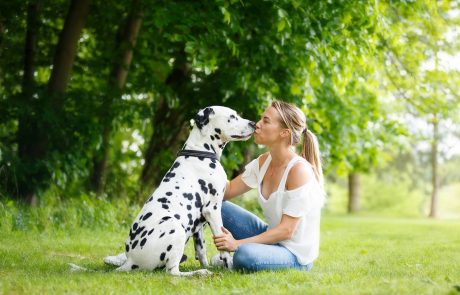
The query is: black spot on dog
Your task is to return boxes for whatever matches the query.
[204,143,210,150]
[133,222,138,231]
[162,204,169,210]
[195,193,202,208]
[142,212,152,221]
[208,184,217,195]
[147,196,153,203]
[167,245,173,251]
[187,205,192,210]
[205,201,211,207]
[166,192,172,196]
[163,178,170,182]
[198,179,208,194]
[210,135,215,141]
[183,193,193,200]
[139,215,143,220]
[195,107,215,129]
[160,252,166,261]
[198,156,204,161]
[159,216,171,224]
[175,186,180,189]
[140,238,147,247]
[174,214,180,220]
[209,163,216,169]
[158,197,168,203]
[131,264,139,270]
[211,145,216,153]
[165,172,176,178]
[215,134,220,140]
[132,240,138,249]
[126,244,129,252]
[159,232,165,238]
[180,254,187,263]
[214,128,221,134]
[214,205,218,210]
[141,230,147,238]
[169,229,175,234]
[172,162,180,169]
[148,229,154,235]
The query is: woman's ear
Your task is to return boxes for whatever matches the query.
[280,129,290,139]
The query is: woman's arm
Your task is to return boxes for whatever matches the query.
[213,214,301,252]
[223,175,252,201]
[215,160,311,251]
[224,152,269,201]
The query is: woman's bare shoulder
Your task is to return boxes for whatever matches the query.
[286,160,313,190]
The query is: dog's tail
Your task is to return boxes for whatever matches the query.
[68,263,95,272]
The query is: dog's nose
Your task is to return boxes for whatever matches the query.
[248,121,256,130]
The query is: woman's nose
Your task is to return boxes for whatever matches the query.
[255,120,261,129]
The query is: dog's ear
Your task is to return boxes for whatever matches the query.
[195,107,215,130]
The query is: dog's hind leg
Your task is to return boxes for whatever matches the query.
[104,252,127,266]
[165,229,212,276]
[193,227,209,267]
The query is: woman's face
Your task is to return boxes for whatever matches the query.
[254,106,288,146]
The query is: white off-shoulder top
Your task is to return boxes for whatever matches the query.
[241,153,325,265]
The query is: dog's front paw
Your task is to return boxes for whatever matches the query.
[211,253,233,270]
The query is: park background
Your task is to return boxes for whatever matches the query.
[0,0,459,294]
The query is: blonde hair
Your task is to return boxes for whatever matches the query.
[271,100,324,187]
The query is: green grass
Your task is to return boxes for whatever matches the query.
[1,216,459,295]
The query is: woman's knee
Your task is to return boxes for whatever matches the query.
[233,244,257,271]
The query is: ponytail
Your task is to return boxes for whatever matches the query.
[302,129,324,188]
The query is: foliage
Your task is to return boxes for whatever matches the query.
[0,189,139,233]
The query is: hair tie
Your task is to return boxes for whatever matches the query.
[303,127,308,134]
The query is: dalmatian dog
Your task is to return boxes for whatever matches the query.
[104,106,255,276]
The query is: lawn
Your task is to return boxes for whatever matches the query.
[1,215,459,295]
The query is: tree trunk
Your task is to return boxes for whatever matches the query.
[140,46,191,189]
[15,1,42,204]
[429,119,439,218]
[140,101,188,188]
[48,0,91,97]
[15,0,90,201]
[348,173,360,213]
[89,0,143,195]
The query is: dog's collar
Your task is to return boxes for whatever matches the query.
[177,149,219,161]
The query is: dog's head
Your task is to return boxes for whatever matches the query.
[194,106,255,142]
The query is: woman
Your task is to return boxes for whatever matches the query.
[212,100,325,272]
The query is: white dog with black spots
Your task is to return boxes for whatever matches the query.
[104,106,255,276]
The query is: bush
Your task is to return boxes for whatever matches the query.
[0,190,141,233]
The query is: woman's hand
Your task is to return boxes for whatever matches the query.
[213,226,240,252]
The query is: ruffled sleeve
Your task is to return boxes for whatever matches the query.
[240,158,259,189]
[282,182,324,217]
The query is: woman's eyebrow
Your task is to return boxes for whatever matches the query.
[263,116,270,121]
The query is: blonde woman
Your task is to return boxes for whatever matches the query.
[212,100,325,272]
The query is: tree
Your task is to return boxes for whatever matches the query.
[376,0,460,217]
[89,0,143,195]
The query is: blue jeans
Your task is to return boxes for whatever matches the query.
[221,201,313,272]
